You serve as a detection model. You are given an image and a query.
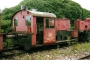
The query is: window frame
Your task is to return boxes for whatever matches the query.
[14,17,18,26]
[26,15,31,26]
[45,18,55,29]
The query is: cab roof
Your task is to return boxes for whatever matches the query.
[29,10,56,18]
[12,10,56,20]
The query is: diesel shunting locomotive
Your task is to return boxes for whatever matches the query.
[0,6,90,51]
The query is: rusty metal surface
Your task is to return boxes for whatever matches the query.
[44,29,56,45]
[74,18,90,31]
[56,19,70,30]
[31,17,36,46]
[84,19,90,31]
[74,19,85,31]
[71,30,78,38]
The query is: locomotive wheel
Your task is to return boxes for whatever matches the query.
[0,51,2,55]
[86,31,90,42]
[79,31,88,42]
[24,46,31,51]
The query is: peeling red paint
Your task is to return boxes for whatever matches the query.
[56,19,70,30]
[31,17,36,46]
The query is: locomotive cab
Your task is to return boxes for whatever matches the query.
[12,10,32,33]
[36,17,56,45]
[12,9,56,50]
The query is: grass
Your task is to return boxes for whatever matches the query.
[3,39,12,48]
[2,39,90,60]
[11,42,90,60]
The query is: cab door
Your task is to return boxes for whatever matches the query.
[43,18,56,45]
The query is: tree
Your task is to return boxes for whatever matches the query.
[2,0,90,26]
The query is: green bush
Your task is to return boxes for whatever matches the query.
[1,20,12,33]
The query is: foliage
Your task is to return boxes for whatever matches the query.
[1,20,12,33]
[1,0,90,32]
[2,0,87,20]
[82,8,90,19]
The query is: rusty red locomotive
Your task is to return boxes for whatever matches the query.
[0,7,89,51]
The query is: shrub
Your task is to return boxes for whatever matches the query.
[1,20,12,33]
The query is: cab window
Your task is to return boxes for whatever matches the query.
[46,18,49,28]
[26,16,31,26]
[46,18,55,28]
[14,18,18,26]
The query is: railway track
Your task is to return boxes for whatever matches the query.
[0,46,27,59]
[1,43,90,60]
[0,43,68,59]
[79,53,90,60]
